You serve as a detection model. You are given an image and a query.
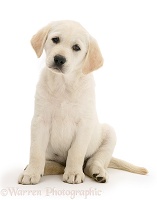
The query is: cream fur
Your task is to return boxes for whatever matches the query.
[18,20,148,185]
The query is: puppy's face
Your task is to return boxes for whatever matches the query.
[31,20,103,75]
[44,22,88,74]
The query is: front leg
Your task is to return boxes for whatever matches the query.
[18,115,50,185]
[63,147,85,184]
[63,120,93,184]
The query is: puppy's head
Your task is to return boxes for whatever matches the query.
[31,20,103,74]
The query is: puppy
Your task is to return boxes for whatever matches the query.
[18,20,148,184]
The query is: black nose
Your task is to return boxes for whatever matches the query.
[54,55,66,67]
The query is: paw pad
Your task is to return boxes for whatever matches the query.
[92,173,106,183]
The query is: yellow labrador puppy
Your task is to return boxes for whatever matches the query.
[18,20,147,185]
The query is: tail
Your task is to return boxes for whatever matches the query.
[44,158,148,176]
[109,157,148,175]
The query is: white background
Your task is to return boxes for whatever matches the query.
[0,0,157,199]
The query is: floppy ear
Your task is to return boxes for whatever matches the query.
[31,24,51,57]
[82,36,103,74]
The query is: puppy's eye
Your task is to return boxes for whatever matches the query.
[52,37,60,44]
[72,44,81,51]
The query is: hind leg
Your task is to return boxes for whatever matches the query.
[84,124,116,183]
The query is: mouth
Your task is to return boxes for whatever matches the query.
[48,65,64,74]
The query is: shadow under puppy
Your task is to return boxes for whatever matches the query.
[18,20,148,185]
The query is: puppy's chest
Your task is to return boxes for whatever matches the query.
[49,90,82,155]
[51,89,82,120]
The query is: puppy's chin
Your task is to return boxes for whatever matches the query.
[47,65,74,75]
[47,66,64,74]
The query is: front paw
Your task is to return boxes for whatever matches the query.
[63,170,85,184]
[18,165,43,185]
